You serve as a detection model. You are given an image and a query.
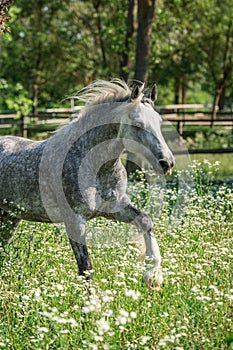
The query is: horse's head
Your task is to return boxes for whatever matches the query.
[119,83,175,175]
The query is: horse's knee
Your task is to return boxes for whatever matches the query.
[137,214,154,233]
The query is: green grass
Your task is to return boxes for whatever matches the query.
[0,162,233,349]
[190,154,233,181]
[174,154,233,181]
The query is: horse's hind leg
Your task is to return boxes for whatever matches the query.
[0,210,20,246]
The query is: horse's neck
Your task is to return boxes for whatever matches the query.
[61,113,124,173]
[87,124,124,173]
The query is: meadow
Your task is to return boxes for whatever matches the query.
[0,161,232,350]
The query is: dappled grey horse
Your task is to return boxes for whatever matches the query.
[0,80,174,290]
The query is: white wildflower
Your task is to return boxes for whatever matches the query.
[103,309,113,317]
[102,291,114,303]
[196,296,211,302]
[82,295,101,314]
[125,289,141,300]
[175,333,188,338]
[116,309,129,325]
[96,318,110,335]
[93,334,103,342]
[33,288,41,301]
[140,336,151,345]
[130,311,137,319]
[67,318,78,327]
[56,283,64,291]
[119,309,129,317]
[52,316,67,324]
[37,326,49,333]
[191,286,200,293]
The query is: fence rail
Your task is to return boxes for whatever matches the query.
[174,148,233,155]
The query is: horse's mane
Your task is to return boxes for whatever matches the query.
[54,80,134,134]
[72,79,132,107]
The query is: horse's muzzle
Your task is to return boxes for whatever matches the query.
[158,158,174,175]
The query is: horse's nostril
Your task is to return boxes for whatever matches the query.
[159,159,169,172]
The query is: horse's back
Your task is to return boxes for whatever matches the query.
[0,135,38,154]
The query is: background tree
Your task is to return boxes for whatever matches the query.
[1,0,129,108]
[120,0,136,82]
[0,0,233,110]
[196,0,233,121]
[150,0,206,104]
[134,0,156,84]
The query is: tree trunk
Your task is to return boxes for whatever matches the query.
[181,77,187,104]
[174,77,180,104]
[134,0,156,84]
[211,20,232,124]
[211,72,229,126]
[211,84,223,127]
[32,84,39,118]
[218,84,226,111]
[125,0,156,176]
[93,1,107,68]
[120,0,136,82]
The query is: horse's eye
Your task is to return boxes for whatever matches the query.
[135,122,142,128]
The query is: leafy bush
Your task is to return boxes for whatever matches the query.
[0,79,33,115]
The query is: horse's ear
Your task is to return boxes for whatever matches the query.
[131,83,145,101]
[149,83,158,102]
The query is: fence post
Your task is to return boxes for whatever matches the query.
[177,120,183,136]
[18,113,27,138]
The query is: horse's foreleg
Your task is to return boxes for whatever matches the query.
[64,214,93,280]
[109,202,163,290]
[0,210,20,246]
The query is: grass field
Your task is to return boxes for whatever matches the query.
[0,162,233,349]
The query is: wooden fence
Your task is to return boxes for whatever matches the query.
[0,104,233,154]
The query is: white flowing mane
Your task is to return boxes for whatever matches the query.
[57,79,135,135]
[73,79,132,108]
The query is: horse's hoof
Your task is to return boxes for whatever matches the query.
[144,268,163,290]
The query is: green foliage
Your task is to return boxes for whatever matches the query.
[0,79,33,114]
[151,0,233,104]
[0,0,232,108]
[0,162,232,349]
[185,127,233,149]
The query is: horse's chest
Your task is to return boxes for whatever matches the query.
[79,173,123,214]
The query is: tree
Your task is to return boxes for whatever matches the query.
[1,0,233,112]
[120,0,136,82]
[1,0,107,108]
[150,0,206,104]
[1,0,130,108]
[134,0,156,84]
[150,0,233,108]
[196,0,233,120]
